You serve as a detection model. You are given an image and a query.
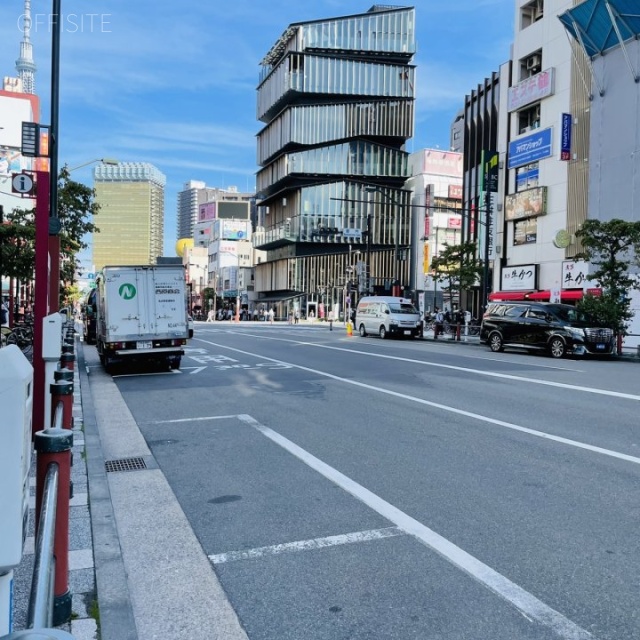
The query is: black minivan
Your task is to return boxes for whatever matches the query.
[480,302,614,358]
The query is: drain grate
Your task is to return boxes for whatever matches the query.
[105,457,147,473]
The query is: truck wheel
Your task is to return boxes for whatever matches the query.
[104,355,114,374]
[169,357,181,370]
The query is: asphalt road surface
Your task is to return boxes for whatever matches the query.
[110,322,640,640]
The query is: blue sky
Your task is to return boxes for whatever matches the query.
[0,0,514,264]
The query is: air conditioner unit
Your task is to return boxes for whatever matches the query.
[526,54,541,70]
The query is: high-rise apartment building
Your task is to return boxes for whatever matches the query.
[92,162,166,270]
[254,5,416,317]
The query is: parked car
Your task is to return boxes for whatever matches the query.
[480,301,614,358]
[82,288,97,344]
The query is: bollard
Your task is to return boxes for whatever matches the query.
[59,351,74,372]
[53,368,73,384]
[49,381,73,430]
[346,321,353,337]
[34,428,73,627]
[456,323,461,341]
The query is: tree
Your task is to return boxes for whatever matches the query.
[0,167,100,305]
[430,241,483,310]
[575,218,640,336]
[57,166,101,300]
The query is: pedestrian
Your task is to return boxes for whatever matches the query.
[253,308,258,321]
[206,309,214,322]
[1,300,8,327]
[268,307,275,324]
[294,309,300,324]
[434,306,444,339]
[328,310,334,331]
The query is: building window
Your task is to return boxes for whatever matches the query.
[515,163,539,191]
[521,0,543,30]
[517,103,541,134]
[521,51,542,79]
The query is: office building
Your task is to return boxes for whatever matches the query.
[254,5,416,318]
[176,181,219,242]
[92,162,166,270]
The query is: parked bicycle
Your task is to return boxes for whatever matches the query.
[1,323,34,351]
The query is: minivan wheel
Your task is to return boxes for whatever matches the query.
[549,337,566,359]
[359,324,367,337]
[379,325,387,339]
[489,332,504,352]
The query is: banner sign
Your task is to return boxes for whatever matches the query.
[562,259,589,289]
[507,68,555,112]
[508,127,553,169]
[448,184,462,199]
[501,264,537,291]
[560,113,572,161]
[505,186,548,221]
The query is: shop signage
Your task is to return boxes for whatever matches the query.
[505,186,548,221]
[508,127,553,169]
[560,113,572,161]
[501,264,537,291]
[562,259,589,289]
[448,184,462,199]
[508,68,555,112]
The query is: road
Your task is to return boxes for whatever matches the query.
[109,322,640,640]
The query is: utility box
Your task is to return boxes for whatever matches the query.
[0,345,33,573]
[42,313,63,361]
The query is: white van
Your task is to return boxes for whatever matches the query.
[355,296,423,339]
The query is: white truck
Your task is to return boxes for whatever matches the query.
[94,265,189,372]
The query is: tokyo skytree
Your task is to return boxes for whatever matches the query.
[16,0,36,94]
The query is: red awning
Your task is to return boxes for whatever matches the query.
[488,291,532,301]
[525,290,587,302]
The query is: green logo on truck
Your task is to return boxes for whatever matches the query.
[118,283,137,300]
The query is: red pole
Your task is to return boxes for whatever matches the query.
[49,234,61,313]
[33,170,51,440]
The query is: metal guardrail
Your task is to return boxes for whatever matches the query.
[27,463,59,629]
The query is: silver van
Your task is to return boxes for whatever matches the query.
[355,296,423,339]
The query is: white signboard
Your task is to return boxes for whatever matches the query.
[501,264,537,291]
[507,68,555,112]
[561,260,589,289]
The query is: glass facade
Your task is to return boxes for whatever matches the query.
[255,6,415,304]
[257,100,413,165]
[258,55,416,122]
[257,141,408,195]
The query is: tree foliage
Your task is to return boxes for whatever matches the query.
[430,241,483,307]
[0,166,100,305]
[575,218,640,334]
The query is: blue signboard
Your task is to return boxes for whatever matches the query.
[560,113,572,161]
[508,127,553,169]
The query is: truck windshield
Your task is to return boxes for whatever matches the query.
[388,303,418,314]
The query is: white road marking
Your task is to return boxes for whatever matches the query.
[196,339,640,466]
[236,415,594,640]
[202,335,640,401]
[152,415,240,424]
[209,527,403,564]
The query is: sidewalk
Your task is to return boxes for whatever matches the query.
[11,344,98,639]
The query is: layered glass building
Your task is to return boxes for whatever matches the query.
[92,162,166,271]
[255,5,416,314]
